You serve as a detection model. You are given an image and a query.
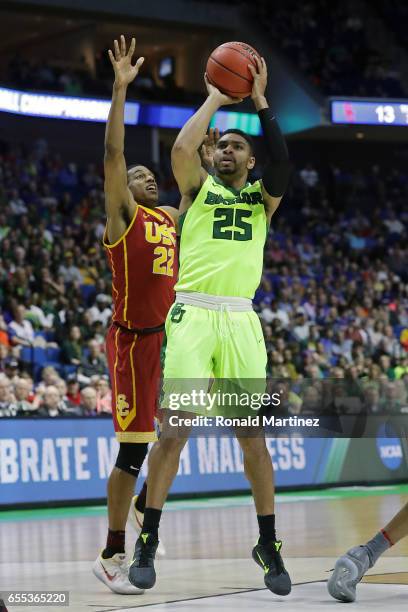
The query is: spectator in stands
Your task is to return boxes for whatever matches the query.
[394,357,408,380]
[40,366,60,387]
[300,385,321,415]
[293,311,310,343]
[4,358,20,383]
[13,377,34,414]
[80,339,107,378]
[0,314,10,347]
[8,304,35,347]
[0,343,9,372]
[9,188,28,215]
[37,385,66,417]
[27,292,55,330]
[362,385,381,414]
[87,294,112,327]
[80,386,98,416]
[61,325,82,365]
[58,251,83,284]
[66,374,81,405]
[55,378,71,406]
[380,380,406,413]
[300,163,319,190]
[0,374,17,417]
[384,210,404,236]
[380,325,402,358]
[94,375,112,414]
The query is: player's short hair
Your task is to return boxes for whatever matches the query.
[126,164,156,182]
[221,129,255,155]
[126,163,142,174]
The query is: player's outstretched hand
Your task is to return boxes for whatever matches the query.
[109,35,144,89]
[200,127,220,169]
[204,74,242,107]
[248,56,267,101]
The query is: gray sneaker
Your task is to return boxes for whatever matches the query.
[128,533,159,590]
[327,545,370,602]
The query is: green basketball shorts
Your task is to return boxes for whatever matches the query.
[161,301,267,416]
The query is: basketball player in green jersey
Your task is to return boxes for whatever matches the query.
[129,57,292,595]
[328,501,408,602]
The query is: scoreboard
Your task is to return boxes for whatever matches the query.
[331,99,408,126]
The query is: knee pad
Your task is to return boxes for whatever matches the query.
[115,442,148,477]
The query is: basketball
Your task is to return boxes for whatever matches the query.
[206,41,261,98]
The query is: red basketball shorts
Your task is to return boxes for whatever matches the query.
[106,324,163,443]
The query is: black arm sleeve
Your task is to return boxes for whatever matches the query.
[258,108,291,198]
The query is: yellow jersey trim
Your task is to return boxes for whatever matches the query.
[115,431,158,443]
[113,327,120,407]
[103,203,139,249]
[138,203,165,222]
[123,237,129,324]
[129,334,137,417]
[106,249,119,319]
[156,207,176,226]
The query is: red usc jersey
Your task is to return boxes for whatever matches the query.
[103,204,177,329]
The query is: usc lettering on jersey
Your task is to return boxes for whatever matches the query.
[103,204,177,329]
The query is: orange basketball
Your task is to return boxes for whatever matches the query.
[206,41,261,98]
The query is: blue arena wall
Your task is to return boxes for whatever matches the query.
[0,419,406,506]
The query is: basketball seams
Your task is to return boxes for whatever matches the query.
[221,43,261,65]
[208,56,252,86]
[207,41,261,97]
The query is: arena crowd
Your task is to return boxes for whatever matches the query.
[0,139,407,418]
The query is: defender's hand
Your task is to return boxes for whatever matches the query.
[248,56,267,101]
[200,127,220,169]
[109,35,144,89]
[204,74,242,107]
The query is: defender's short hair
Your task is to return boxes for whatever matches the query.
[127,164,141,173]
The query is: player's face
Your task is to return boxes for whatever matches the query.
[127,166,158,206]
[213,135,255,177]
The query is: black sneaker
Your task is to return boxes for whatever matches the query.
[252,539,291,595]
[128,532,159,589]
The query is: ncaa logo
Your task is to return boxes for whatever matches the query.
[376,423,403,470]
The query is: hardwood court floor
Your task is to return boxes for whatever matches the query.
[1,486,407,611]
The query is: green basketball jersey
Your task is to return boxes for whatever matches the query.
[175,174,267,299]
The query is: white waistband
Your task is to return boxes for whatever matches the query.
[176,291,253,312]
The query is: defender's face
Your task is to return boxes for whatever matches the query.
[127,166,158,206]
[213,135,255,176]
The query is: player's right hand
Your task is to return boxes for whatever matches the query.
[109,35,144,89]
[204,74,242,107]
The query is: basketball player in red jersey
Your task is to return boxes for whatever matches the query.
[92,36,180,595]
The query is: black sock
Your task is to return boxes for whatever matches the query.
[102,529,125,558]
[142,507,162,538]
[135,481,148,513]
[257,514,276,545]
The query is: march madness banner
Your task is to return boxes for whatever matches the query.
[0,419,406,505]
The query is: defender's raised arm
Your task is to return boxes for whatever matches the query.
[104,36,144,243]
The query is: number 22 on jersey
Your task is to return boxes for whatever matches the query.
[145,220,176,277]
[153,246,174,276]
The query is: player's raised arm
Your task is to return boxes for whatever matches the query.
[248,57,291,222]
[104,36,144,241]
[171,77,240,197]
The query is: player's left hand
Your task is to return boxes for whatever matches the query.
[109,35,144,90]
[248,56,267,101]
[200,127,220,169]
